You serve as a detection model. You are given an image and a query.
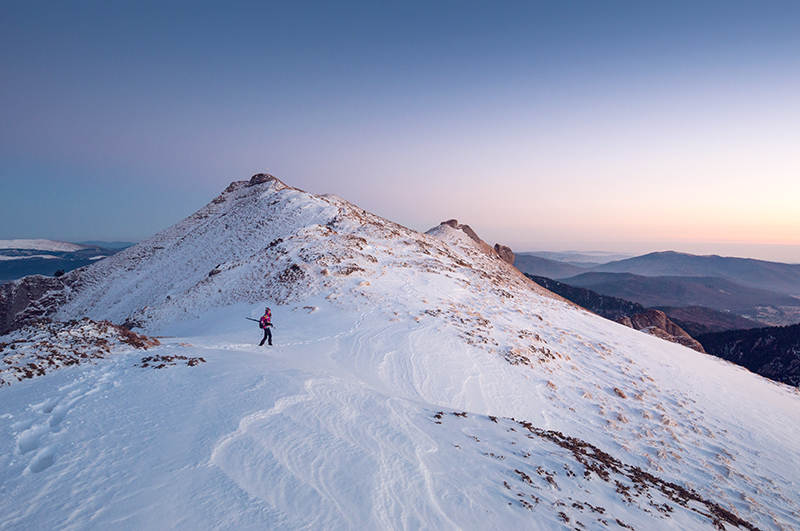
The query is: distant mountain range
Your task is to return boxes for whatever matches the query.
[526,273,798,388]
[591,251,800,297]
[78,241,136,250]
[511,254,587,279]
[526,274,767,334]
[513,250,800,327]
[562,272,799,316]
[0,240,121,285]
[517,250,633,267]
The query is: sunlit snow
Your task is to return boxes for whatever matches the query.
[1,176,798,530]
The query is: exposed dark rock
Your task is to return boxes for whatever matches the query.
[625,309,692,339]
[440,219,459,229]
[0,275,69,335]
[223,181,246,194]
[248,173,276,186]
[616,309,706,353]
[120,318,144,331]
[638,326,706,353]
[697,323,800,387]
[139,353,204,369]
[278,263,306,283]
[437,220,513,263]
[440,219,485,246]
[494,244,515,265]
[1,319,160,386]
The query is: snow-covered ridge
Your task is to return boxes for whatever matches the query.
[0,239,89,252]
[46,173,542,332]
[1,173,799,530]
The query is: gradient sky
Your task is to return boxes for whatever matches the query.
[2,1,799,262]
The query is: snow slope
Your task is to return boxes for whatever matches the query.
[1,174,799,530]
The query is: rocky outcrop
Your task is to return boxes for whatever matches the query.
[437,220,514,265]
[439,220,491,251]
[0,318,163,386]
[0,275,70,335]
[628,309,693,339]
[247,173,276,186]
[494,244,515,265]
[617,309,705,353]
[638,326,707,353]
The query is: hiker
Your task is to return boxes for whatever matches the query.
[259,307,274,346]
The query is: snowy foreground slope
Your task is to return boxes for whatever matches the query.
[2,175,800,530]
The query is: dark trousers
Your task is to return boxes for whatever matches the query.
[259,327,272,346]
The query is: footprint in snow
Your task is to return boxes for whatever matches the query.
[17,423,50,454]
[28,446,56,473]
[13,368,120,473]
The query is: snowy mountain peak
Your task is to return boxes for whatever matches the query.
[1,175,543,334]
[221,172,290,194]
[1,174,799,530]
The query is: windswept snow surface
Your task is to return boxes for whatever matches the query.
[2,176,800,530]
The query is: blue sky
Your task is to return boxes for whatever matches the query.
[2,1,799,261]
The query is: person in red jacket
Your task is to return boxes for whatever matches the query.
[259,308,274,346]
